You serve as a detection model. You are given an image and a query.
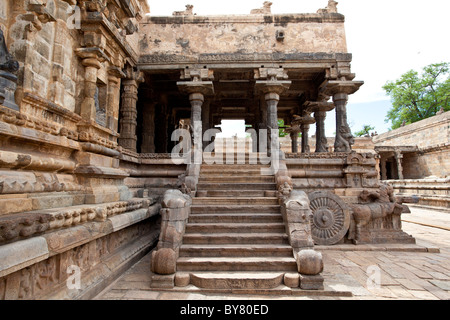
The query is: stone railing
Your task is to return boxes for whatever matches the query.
[280,190,324,290]
[150,189,192,288]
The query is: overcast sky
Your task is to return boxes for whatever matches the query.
[145,0,450,137]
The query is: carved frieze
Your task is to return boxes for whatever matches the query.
[0,105,79,143]
[0,199,150,245]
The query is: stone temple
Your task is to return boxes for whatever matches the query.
[0,0,425,299]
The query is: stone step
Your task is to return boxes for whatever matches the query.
[192,197,279,206]
[189,213,283,223]
[185,222,286,234]
[179,244,293,257]
[198,176,275,183]
[196,190,277,198]
[197,183,277,191]
[189,272,286,290]
[200,169,267,176]
[182,233,289,245]
[201,164,271,170]
[177,257,298,272]
[191,205,281,214]
[202,153,270,160]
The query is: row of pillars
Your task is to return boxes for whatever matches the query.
[116,67,363,155]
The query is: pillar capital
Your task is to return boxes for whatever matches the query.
[304,101,335,114]
[254,67,291,96]
[255,80,291,96]
[177,67,215,96]
[177,81,214,96]
[75,47,110,65]
[320,80,364,97]
[188,92,205,103]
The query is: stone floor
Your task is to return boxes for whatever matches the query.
[94,205,450,300]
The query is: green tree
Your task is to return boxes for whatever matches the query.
[354,125,375,137]
[383,62,450,130]
[278,119,289,138]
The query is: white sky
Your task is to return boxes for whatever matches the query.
[145,0,450,136]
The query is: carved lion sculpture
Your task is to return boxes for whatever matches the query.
[173,4,194,16]
[317,0,339,14]
[250,1,272,14]
[334,125,354,152]
[349,183,404,243]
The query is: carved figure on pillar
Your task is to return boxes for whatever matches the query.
[321,80,364,153]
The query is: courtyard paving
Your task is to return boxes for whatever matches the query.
[94,205,450,301]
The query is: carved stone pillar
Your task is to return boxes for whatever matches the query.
[305,101,335,153]
[395,151,404,180]
[107,67,125,132]
[333,93,353,153]
[75,48,110,122]
[202,99,211,150]
[119,79,139,152]
[189,92,204,160]
[291,112,315,154]
[254,68,291,155]
[178,68,215,163]
[81,58,101,121]
[290,130,300,153]
[301,123,311,154]
[314,111,328,152]
[321,80,363,153]
[265,92,281,154]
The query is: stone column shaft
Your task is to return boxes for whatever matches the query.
[301,124,311,154]
[265,93,280,155]
[315,111,328,153]
[396,152,404,180]
[333,93,354,153]
[202,100,210,150]
[190,93,204,163]
[107,75,121,131]
[80,58,101,121]
[290,131,300,153]
[119,79,139,152]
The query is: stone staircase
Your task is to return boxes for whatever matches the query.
[176,154,298,290]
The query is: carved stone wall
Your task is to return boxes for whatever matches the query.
[0,215,160,300]
[139,13,348,61]
[0,0,157,300]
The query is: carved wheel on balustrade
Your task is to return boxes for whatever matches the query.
[308,191,351,245]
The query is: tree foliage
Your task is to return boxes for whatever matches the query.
[354,125,375,137]
[278,119,290,138]
[383,62,450,130]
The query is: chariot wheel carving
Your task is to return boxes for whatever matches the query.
[308,191,350,245]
